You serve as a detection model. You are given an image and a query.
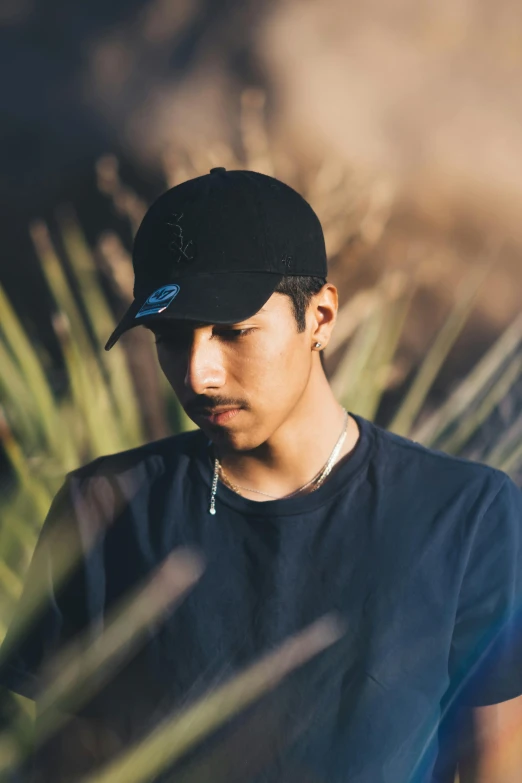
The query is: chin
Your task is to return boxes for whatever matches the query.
[207,426,262,453]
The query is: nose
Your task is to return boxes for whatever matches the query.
[184,330,226,395]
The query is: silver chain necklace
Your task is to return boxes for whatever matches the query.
[208,409,349,514]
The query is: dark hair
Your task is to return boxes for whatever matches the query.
[273,276,326,332]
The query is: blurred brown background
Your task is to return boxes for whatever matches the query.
[1,0,521,417]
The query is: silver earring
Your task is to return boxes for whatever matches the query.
[314,342,322,349]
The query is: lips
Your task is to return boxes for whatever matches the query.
[196,408,242,426]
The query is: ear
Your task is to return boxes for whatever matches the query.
[309,283,338,350]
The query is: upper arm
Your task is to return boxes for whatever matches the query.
[449,475,522,709]
[457,694,522,783]
[0,476,91,701]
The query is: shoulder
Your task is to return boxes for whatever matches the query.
[65,429,208,487]
[363,416,512,504]
[49,430,209,538]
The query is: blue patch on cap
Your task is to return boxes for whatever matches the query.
[135,284,180,318]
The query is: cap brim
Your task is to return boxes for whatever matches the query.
[104,272,283,351]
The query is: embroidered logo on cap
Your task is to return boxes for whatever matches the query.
[135,285,180,318]
[167,213,195,264]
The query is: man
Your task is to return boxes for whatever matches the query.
[1,167,522,782]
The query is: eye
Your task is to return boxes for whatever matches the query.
[153,332,186,349]
[152,327,256,348]
[216,328,256,341]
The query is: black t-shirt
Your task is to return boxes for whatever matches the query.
[1,413,522,783]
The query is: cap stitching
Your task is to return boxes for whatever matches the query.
[166,212,196,265]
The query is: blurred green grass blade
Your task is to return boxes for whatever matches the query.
[0,561,22,602]
[12,693,36,722]
[32,223,126,457]
[483,409,522,469]
[389,264,492,437]
[0,503,36,612]
[0,732,18,776]
[0,337,38,448]
[0,505,88,666]
[38,549,203,724]
[499,438,522,478]
[326,288,381,356]
[0,550,203,779]
[437,353,522,455]
[0,285,75,469]
[411,313,522,447]
[0,499,35,640]
[0,498,39,553]
[330,302,383,410]
[58,210,144,447]
[330,273,410,417]
[0,409,52,519]
[79,615,343,783]
[356,288,413,421]
[52,313,124,458]
[31,221,97,360]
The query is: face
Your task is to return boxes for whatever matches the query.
[151,290,332,451]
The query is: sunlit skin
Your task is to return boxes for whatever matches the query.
[151,283,360,501]
[457,696,522,782]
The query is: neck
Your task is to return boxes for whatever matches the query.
[216,369,360,501]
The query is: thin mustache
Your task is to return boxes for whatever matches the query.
[186,399,248,415]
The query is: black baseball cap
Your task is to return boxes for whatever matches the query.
[104,167,327,350]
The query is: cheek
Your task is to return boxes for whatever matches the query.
[238,334,310,399]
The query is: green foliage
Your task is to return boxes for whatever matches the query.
[0,215,189,636]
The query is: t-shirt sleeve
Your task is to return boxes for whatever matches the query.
[449,474,522,707]
[0,477,89,701]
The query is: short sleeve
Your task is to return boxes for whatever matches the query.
[449,475,522,707]
[0,478,89,701]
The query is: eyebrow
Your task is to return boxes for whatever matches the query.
[146,309,268,334]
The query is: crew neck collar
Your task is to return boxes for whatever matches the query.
[193,412,375,517]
